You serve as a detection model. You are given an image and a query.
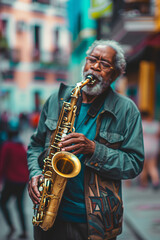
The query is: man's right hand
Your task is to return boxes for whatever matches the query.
[28,174,43,204]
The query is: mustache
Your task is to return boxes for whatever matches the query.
[83,70,103,82]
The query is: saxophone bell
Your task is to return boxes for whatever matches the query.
[52,151,81,179]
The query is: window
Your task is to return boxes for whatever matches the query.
[33,25,41,61]
[2,70,14,81]
[0,19,8,37]
[34,71,45,81]
[34,91,41,111]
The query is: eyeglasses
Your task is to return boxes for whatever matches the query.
[86,55,114,72]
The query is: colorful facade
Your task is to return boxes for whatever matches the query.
[0,0,70,114]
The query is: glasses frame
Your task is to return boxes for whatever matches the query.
[86,55,114,72]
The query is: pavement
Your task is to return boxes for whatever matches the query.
[0,189,34,240]
[121,182,160,240]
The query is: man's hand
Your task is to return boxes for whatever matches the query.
[58,132,95,156]
[28,174,43,204]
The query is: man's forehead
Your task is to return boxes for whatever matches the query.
[92,45,115,53]
[91,45,116,60]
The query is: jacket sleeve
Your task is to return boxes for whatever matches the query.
[85,112,144,180]
[27,98,50,180]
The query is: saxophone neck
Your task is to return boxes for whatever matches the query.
[78,78,90,89]
[79,74,95,88]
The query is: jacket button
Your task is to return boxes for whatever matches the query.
[94,163,98,167]
[90,162,94,165]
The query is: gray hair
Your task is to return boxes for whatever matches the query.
[86,40,126,75]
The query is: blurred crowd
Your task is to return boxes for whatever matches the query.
[0,110,40,239]
[0,111,40,147]
[140,111,160,189]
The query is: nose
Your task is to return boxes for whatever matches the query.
[91,61,101,71]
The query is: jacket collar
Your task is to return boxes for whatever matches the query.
[58,83,74,110]
[59,83,118,119]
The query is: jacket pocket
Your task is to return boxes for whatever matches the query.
[98,131,124,149]
[44,118,57,148]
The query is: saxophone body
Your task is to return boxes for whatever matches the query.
[32,75,95,231]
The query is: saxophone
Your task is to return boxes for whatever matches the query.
[32,74,95,231]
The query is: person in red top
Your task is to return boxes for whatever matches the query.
[0,128,29,239]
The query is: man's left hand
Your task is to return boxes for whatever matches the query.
[58,133,95,156]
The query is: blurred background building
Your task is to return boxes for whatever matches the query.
[0,0,70,115]
[0,0,160,119]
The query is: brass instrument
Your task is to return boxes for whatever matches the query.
[32,74,95,231]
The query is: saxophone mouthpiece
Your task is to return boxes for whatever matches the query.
[85,74,96,85]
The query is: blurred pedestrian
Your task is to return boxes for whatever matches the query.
[0,111,9,148]
[0,127,29,239]
[19,112,29,130]
[29,111,40,130]
[1,111,9,132]
[140,110,160,189]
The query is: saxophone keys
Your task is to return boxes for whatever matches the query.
[36,213,40,221]
[39,185,43,193]
[63,117,68,121]
[62,133,66,138]
[63,128,68,134]
[42,197,50,209]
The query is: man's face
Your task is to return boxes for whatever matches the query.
[83,45,117,96]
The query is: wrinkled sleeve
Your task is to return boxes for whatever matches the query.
[85,112,144,180]
[27,98,49,179]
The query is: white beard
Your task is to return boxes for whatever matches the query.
[82,70,112,96]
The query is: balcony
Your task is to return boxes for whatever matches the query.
[0,36,8,56]
[106,0,159,54]
[2,70,14,82]
[32,0,50,4]
[9,49,20,63]
[33,71,45,81]
[32,48,69,70]
[0,37,20,63]
[32,0,67,7]
[0,0,16,6]
[32,47,40,62]
[41,50,69,69]
[31,0,67,15]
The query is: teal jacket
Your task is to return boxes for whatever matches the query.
[27,83,144,240]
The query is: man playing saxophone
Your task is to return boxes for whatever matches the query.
[27,40,144,240]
